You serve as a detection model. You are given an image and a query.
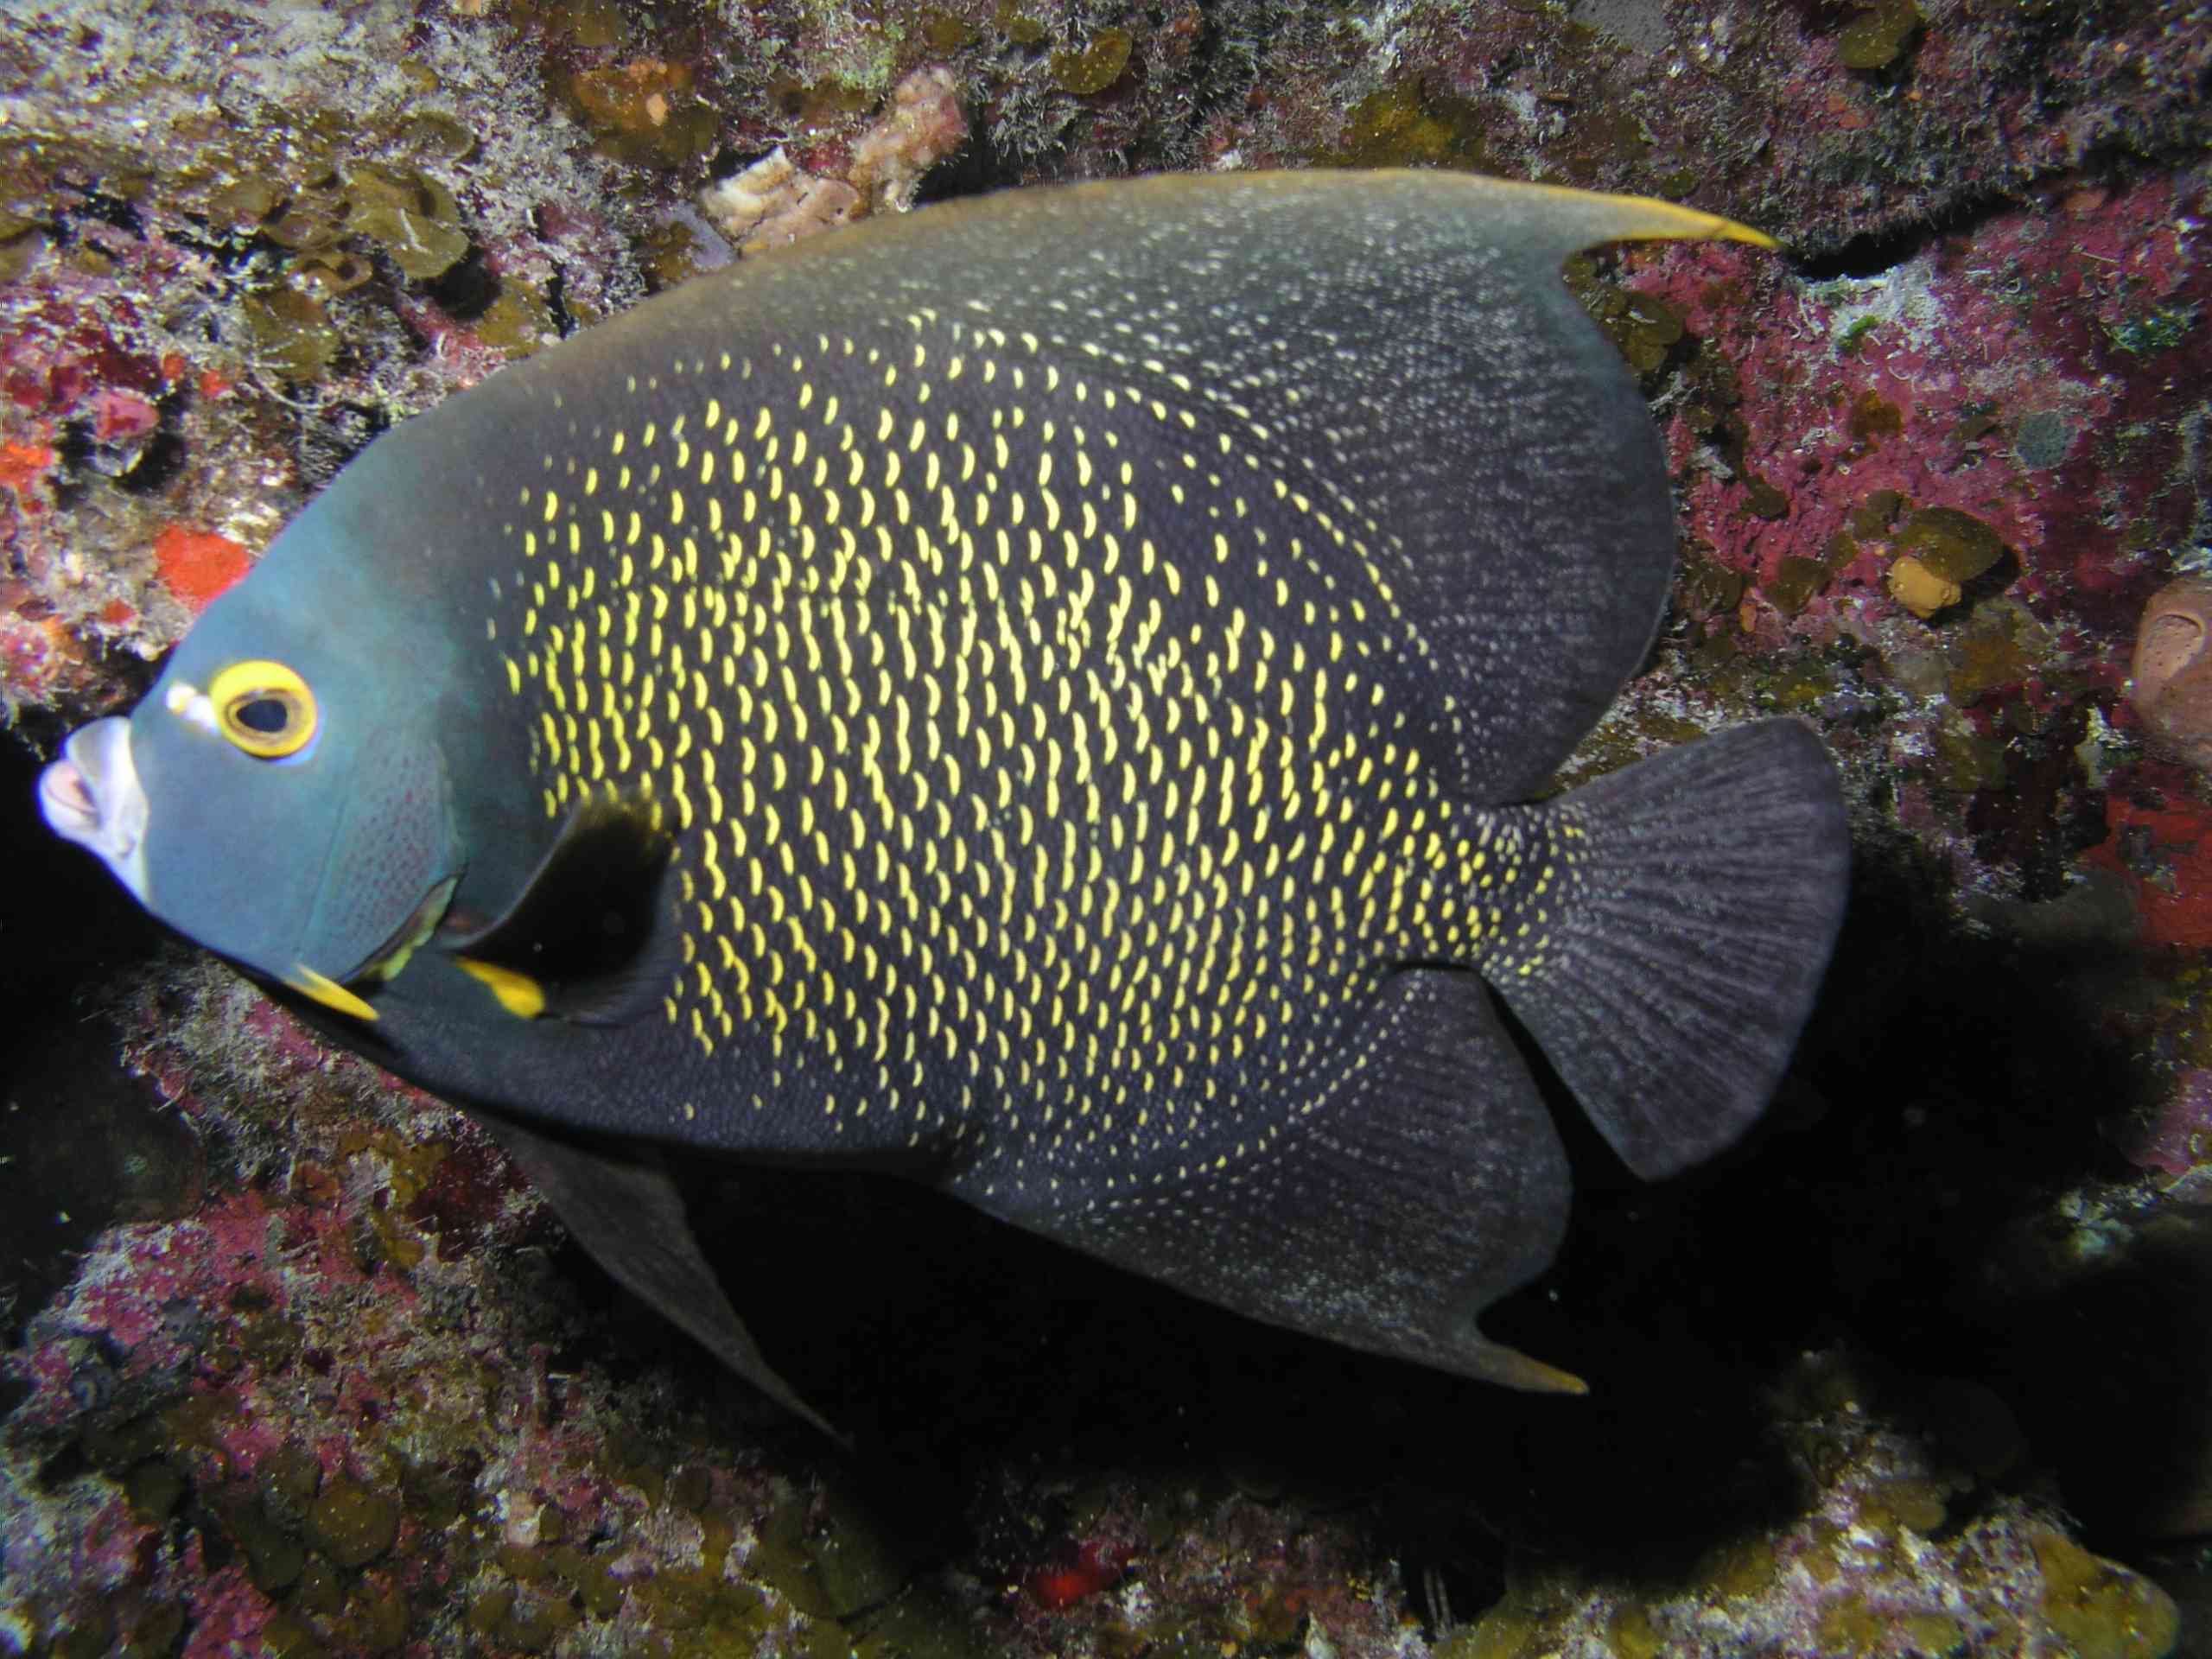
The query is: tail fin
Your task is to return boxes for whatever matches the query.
[1484,720,1849,1179]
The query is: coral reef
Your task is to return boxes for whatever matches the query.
[697,67,968,253]
[3,0,2210,1654]
[1434,1352,2181,1659]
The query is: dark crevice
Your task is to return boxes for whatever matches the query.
[62,185,146,238]
[543,262,577,339]
[912,124,1020,206]
[110,423,188,497]
[425,247,499,320]
[1792,189,2014,280]
[706,143,775,181]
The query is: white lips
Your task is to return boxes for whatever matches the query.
[40,716,151,904]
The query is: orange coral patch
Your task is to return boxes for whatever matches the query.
[2083,795,2212,952]
[153,524,253,613]
[0,439,58,493]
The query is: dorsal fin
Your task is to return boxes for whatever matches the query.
[443,795,681,1025]
[661,171,1768,802]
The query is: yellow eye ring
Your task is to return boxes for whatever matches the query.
[208,659,318,760]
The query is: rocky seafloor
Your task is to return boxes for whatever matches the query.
[1,0,2208,1655]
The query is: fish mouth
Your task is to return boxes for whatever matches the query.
[39,716,151,904]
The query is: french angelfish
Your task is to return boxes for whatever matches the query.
[41,170,1849,1437]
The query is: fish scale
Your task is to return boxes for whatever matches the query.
[488,311,1557,1203]
[41,171,1851,1435]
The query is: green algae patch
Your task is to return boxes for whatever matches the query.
[2106,304,2196,357]
[1838,0,1921,69]
[124,1458,188,1522]
[1800,1521,1846,1586]
[1903,1611,1968,1654]
[1436,1605,1552,1659]
[1849,389,1904,443]
[921,10,977,51]
[1333,80,1493,172]
[1606,1601,1668,1659]
[639,217,705,290]
[766,73,877,129]
[391,109,477,163]
[1565,262,1688,375]
[1934,721,2007,793]
[243,287,341,380]
[289,249,377,301]
[565,60,721,170]
[2034,1531,2179,1659]
[638,1565,771,1637]
[1437,1566,1585,1659]
[753,1481,916,1621]
[1947,606,2049,703]
[547,1544,629,1618]
[753,1497,840,1618]
[342,161,470,280]
[1840,315,1881,357]
[1862,1476,1948,1536]
[118,1602,187,1659]
[1615,290,1686,374]
[258,1611,333,1659]
[484,1585,582,1654]
[475,284,558,358]
[1682,548,1746,616]
[1850,489,1904,539]
[1743,474,1790,520]
[296,1556,347,1616]
[1815,1591,1891,1654]
[1895,507,2006,583]
[308,1473,404,1567]
[1699,1535,1783,1600]
[1052,29,1134,96]
[847,1590,1000,1659]
[345,1574,412,1651]
[994,0,1048,46]
[1764,556,1828,615]
[228,1492,308,1593]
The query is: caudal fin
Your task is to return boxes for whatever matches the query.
[1484,720,1849,1179]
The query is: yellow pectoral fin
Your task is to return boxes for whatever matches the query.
[286,965,379,1023]
[457,957,548,1019]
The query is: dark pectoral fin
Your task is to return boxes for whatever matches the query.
[1044,967,1583,1394]
[471,1109,849,1446]
[445,796,683,1026]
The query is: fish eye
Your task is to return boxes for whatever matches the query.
[208,659,318,760]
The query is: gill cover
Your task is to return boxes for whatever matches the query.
[123,522,463,1010]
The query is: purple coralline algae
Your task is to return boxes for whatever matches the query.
[3,0,2211,1654]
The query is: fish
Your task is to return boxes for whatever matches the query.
[41,170,1849,1438]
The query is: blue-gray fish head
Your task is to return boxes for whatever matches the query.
[39,541,461,1020]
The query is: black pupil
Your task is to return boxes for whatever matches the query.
[235,696,291,735]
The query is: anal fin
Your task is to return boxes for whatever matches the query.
[1043,967,1581,1392]
[471,1109,849,1446]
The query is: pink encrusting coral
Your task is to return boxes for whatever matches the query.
[1624,177,2208,656]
